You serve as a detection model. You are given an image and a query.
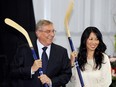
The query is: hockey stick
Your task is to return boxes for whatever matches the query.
[64,0,84,87]
[4,18,48,87]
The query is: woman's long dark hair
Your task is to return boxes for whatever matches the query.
[78,26,106,71]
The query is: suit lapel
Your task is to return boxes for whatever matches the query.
[32,40,39,59]
[29,31,40,59]
[46,43,56,73]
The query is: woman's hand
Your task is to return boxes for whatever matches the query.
[70,51,78,67]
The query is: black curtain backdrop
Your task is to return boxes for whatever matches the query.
[0,0,36,87]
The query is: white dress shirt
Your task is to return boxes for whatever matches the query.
[37,40,51,59]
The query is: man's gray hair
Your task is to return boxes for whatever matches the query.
[36,19,53,31]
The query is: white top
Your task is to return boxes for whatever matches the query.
[67,53,112,87]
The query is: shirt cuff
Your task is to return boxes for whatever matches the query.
[48,80,52,87]
[30,69,35,78]
[31,69,35,75]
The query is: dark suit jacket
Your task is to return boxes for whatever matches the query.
[10,41,72,87]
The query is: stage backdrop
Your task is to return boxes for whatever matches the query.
[0,0,35,87]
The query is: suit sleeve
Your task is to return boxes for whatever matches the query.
[51,48,72,86]
[10,44,33,79]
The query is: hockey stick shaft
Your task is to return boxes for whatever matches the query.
[64,0,84,87]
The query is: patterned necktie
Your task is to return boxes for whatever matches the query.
[42,47,48,74]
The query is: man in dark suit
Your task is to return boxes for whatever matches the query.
[10,19,72,87]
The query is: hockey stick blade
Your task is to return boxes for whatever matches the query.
[4,18,33,48]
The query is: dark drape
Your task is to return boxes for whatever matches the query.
[0,0,36,87]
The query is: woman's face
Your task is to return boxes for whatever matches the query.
[86,32,99,52]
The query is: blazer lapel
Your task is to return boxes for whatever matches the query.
[32,40,39,59]
[29,31,39,59]
[46,43,56,73]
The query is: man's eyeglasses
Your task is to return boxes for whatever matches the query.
[39,30,56,34]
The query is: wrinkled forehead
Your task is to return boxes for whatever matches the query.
[36,24,54,30]
[39,24,54,30]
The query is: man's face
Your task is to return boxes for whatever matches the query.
[36,24,55,46]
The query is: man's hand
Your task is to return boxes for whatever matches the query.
[31,59,42,72]
[38,74,52,85]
